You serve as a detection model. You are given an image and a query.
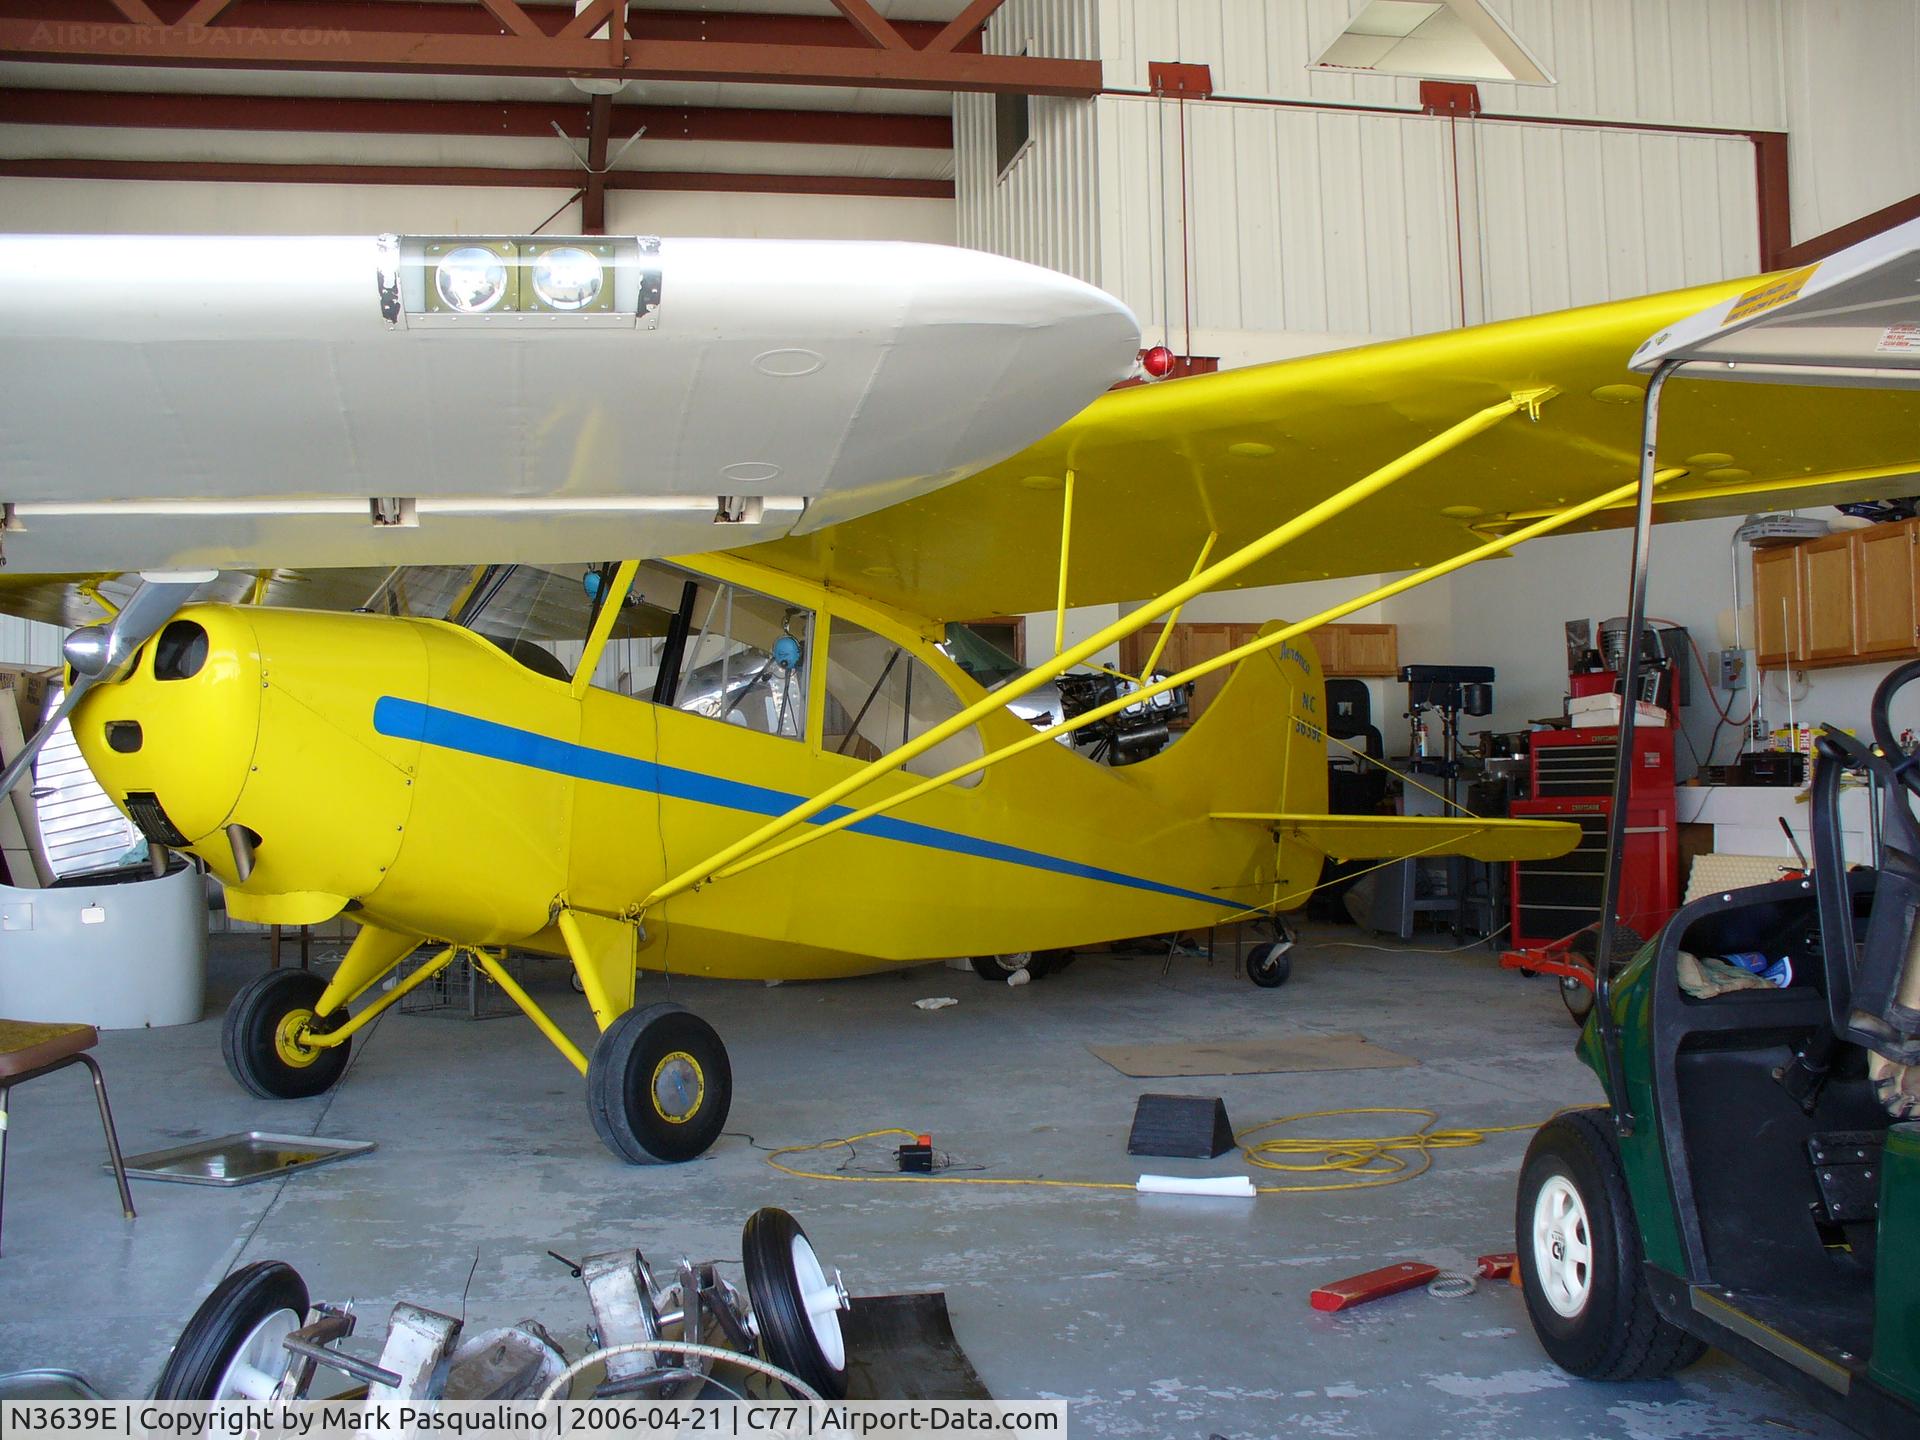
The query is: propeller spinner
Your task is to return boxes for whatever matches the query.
[0,571,217,800]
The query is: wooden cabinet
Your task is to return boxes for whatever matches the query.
[1752,543,1804,666]
[1752,520,1920,670]
[1121,620,1398,725]
[1320,623,1399,677]
[1801,533,1857,661]
[1855,523,1918,657]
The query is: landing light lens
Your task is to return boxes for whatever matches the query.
[435,246,510,313]
[531,246,605,311]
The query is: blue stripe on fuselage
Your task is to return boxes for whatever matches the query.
[372,696,1237,910]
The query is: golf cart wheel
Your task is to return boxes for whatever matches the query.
[1245,941,1293,988]
[969,952,1056,981]
[587,1002,732,1164]
[742,1208,848,1400]
[222,969,350,1100]
[153,1261,308,1400]
[1516,1111,1706,1381]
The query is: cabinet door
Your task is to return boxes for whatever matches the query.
[1801,533,1857,661]
[1316,624,1353,674]
[1853,522,1918,658]
[1752,544,1803,665]
[1337,624,1399,676]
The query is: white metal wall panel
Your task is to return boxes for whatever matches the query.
[1467,120,1759,322]
[1099,0,1786,132]
[0,616,61,668]
[1097,96,1460,340]
[1095,96,1758,344]
[955,0,1102,282]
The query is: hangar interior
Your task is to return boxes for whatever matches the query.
[4,3,1920,1438]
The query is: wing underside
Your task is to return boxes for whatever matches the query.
[738,275,1920,621]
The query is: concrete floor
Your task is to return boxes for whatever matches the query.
[0,928,1855,1438]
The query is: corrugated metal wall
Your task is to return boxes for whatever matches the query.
[1098,0,1786,131]
[955,0,1103,283]
[0,616,62,669]
[1097,96,1759,342]
[1467,119,1759,321]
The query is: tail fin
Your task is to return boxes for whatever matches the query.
[1123,622,1327,817]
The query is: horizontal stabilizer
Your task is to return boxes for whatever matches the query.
[1212,813,1580,863]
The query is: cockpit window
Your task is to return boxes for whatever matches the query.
[580,562,810,739]
[824,618,984,786]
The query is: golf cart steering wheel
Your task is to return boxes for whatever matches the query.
[1870,658,1920,800]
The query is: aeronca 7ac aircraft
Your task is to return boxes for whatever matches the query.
[1,233,1917,1163]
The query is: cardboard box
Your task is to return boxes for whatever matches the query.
[1569,693,1668,728]
[0,663,56,742]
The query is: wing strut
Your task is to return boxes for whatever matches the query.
[696,465,1677,887]
[635,389,1557,914]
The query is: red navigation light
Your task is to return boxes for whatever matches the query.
[1141,345,1176,379]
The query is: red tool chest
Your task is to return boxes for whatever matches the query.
[1510,726,1677,949]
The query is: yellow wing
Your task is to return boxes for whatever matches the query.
[739,276,1920,621]
[1213,814,1580,863]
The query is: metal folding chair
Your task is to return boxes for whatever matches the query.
[0,1019,136,1255]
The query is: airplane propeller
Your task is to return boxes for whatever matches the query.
[0,570,217,800]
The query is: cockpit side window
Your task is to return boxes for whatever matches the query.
[587,562,810,740]
[822,618,984,786]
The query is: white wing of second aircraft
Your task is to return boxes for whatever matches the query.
[0,234,1140,572]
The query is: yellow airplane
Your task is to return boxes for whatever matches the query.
[3,237,1917,1164]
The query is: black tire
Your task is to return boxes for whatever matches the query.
[586,1002,732,1164]
[1246,941,1293,988]
[221,969,350,1100]
[969,952,1056,981]
[153,1261,309,1400]
[742,1208,848,1400]
[1516,1111,1707,1381]
[1560,975,1595,1024]
[1563,925,1646,1029]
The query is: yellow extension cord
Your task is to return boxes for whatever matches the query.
[764,1107,1594,1197]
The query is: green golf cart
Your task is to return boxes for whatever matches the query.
[1506,214,1920,1439]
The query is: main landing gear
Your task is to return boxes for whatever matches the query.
[219,929,734,1167]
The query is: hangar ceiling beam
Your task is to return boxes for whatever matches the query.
[0,1,1080,95]
[0,88,954,150]
[0,156,954,198]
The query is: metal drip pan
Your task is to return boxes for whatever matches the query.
[110,1132,375,1186]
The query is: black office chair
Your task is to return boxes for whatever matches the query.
[1325,679,1389,814]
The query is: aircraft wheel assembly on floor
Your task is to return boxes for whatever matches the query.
[1515,1111,1704,1381]
[153,1261,310,1401]
[222,970,350,1099]
[743,1207,850,1400]
[587,1002,733,1163]
[969,950,1072,981]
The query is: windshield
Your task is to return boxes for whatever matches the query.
[944,622,1024,688]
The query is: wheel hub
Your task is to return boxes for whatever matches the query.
[274,1009,321,1068]
[1532,1173,1594,1319]
[651,1050,705,1124]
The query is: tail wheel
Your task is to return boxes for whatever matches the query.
[1246,940,1293,988]
[742,1208,849,1400]
[222,969,350,1099]
[153,1261,308,1400]
[1515,1111,1706,1380]
[587,1002,732,1164]
[969,952,1058,981]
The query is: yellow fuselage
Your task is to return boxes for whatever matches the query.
[74,556,1320,981]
